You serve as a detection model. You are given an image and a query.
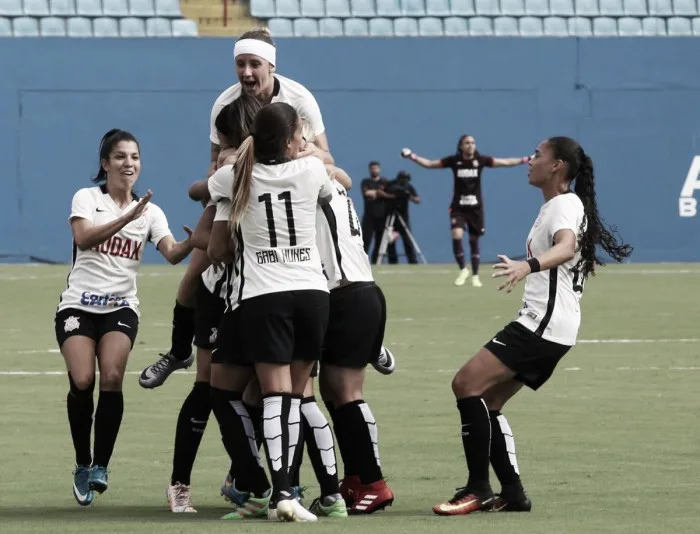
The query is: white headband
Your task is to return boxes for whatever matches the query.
[233,39,276,66]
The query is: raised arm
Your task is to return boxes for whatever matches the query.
[401,148,443,169]
[491,156,530,168]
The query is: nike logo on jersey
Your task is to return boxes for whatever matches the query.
[117,321,131,328]
[492,338,506,346]
[96,207,107,212]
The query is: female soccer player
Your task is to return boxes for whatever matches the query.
[207,102,336,522]
[402,135,529,287]
[140,26,335,389]
[56,129,193,506]
[432,136,632,516]
[166,95,263,513]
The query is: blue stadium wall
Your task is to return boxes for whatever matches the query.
[2,38,700,264]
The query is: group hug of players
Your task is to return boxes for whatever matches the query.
[53,26,632,522]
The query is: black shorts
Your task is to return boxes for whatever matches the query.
[322,282,386,369]
[450,207,484,236]
[55,307,139,349]
[194,279,226,350]
[484,322,571,391]
[212,290,329,366]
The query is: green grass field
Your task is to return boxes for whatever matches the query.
[1,263,698,533]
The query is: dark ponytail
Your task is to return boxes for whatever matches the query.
[456,134,479,160]
[548,137,633,280]
[92,129,139,183]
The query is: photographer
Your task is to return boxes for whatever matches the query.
[385,171,420,264]
[361,161,392,263]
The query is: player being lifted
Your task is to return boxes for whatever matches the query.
[402,135,529,287]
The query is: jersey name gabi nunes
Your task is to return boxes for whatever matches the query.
[208,156,334,310]
[516,192,586,346]
[316,179,374,290]
[210,75,325,146]
[58,186,172,316]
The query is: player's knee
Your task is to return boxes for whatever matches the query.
[99,368,124,391]
[68,371,95,397]
[452,371,475,397]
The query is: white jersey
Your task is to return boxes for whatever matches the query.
[58,186,172,317]
[316,179,374,290]
[210,75,325,146]
[208,156,334,309]
[201,265,227,299]
[516,192,586,346]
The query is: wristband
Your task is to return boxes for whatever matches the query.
[527,258,541,273]
[521,156,530,164]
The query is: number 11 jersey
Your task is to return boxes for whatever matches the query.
[208,156,334,307]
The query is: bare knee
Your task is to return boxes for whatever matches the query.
[99,369,124,391]
[70,370,95,392]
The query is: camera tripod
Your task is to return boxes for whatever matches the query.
[376,211,427,265]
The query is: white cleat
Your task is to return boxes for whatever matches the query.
[471,275,483,288]
[167,483,197,513]
[275,498,318,522]
[454,268,470,286]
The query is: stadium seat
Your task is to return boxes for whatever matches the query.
[319,17,343,35]
[543,15,569,34]
[0,16,11,35]
[40,15,66,35]
[568,15,592,34]
[469,15,493,33]
[293,17,319,35]
[623,0,646,14]
[641,15,665,33]
[146,16,171,36]
[501,0,526,14]
[575,0,598,15]
[426,0,451,15]
[23,0,50,16]
[93,16,118,35]
[647,0,673,14]
[326,0,351,16]
[418,15,443,33]
[525,0,549,14]
[119,16,145,36]
[474,0,498,14]
[369,16,394,34]
[66,15,92,36]
[519,14,543,34]
[301,0,325,16]
[350,0,375,16]
[75,0,101,15]
[376,0,401,15]
[50,0,75,15]
[171,17,197,35]
[13,16,39,35]
[443,14,468,33]
[592,15,617,34]
[617,15,642,34]
[250,0,276,17]
[673,0,697,15]
[493,15,519,33]
[667,15,692,33]
[393,16,418,34]
[549,0,574,15]
[155,0,180,16]
[276,0,301,17]
[450,0,475,14]
[130,0,154,16]
[344,16,369,34]
[599,0,624,15]
[402,0,426,15]
[267,17,294,36]
[693,15,700,32]
[0,0,22,16]
[103,0,129,16]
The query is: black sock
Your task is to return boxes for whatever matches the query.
[452,239,466,270]
[93,391,124,468]
[210,387,269,497]
[456,396,492,492]
[301,396,340,497]
[170,300,195,361]
[262,394,295,505]
[489,411,521,489]
[66,373,94,466]
[469,236,480,275]
[290,422,304,488]
[334,400,382,485]
[171,382,211,486]
[243,401,264,450]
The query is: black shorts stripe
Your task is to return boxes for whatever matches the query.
[535,267,558,337]
[320,202,346,280]
[236,227,245,305]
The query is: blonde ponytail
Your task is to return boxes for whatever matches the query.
[229,135,255,234]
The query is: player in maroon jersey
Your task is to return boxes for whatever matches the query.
[402,135,530,287]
